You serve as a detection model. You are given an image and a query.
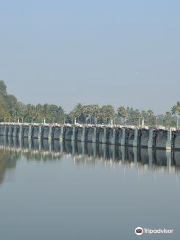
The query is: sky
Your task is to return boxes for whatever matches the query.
[0,0,180,114]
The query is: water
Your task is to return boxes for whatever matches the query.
[0,138,180,240]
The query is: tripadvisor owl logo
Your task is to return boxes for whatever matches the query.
[135,227,143,235]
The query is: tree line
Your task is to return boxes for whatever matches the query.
[0,80,180,127]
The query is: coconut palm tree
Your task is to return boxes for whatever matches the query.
[172,102,180,127]
[117,106,128,124]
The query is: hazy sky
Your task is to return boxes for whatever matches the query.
[0,0,179,113]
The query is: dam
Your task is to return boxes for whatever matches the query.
[0,122,180,151]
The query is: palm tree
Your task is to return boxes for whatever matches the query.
[42,104,50,123]
[82,105,92,123]
[91,105,100,124]
[165,111,172,127]
[33,104,43,122]
[23,104,34,122]
[133,109,142,126]
[172,102,180,127]
[69,111,76,123]
[117,106,128,124]
[147,110,154,126]
[100,105,115,124]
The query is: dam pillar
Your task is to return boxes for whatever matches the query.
[38,139,42,151]
[13,125,18,137]
[71,126,76,141]
[148,129,154,148]
[81,127,86,142]
[19,125,23,139]
[38,125,42,139]
[3,124,7,136]
[102,128,107,144]
[28,125,32,139]
[60,126,64,141]
[92,127,97,143]
[133,128,138,147]
[48,126,52,140]
[111,128,116,145]
[166,130,172,151]
[120,128,126,146]
[8,125,12,137]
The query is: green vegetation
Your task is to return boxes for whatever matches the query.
[0,80,66,123]
[0,80,180,127]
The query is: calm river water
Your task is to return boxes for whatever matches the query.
[0,138,180,240]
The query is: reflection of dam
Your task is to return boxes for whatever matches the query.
[0,137,180,174]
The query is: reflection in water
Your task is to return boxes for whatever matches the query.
[0,136,180,185]
[0,146,19,185]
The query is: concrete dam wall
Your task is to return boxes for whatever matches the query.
[0,123,180,151]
